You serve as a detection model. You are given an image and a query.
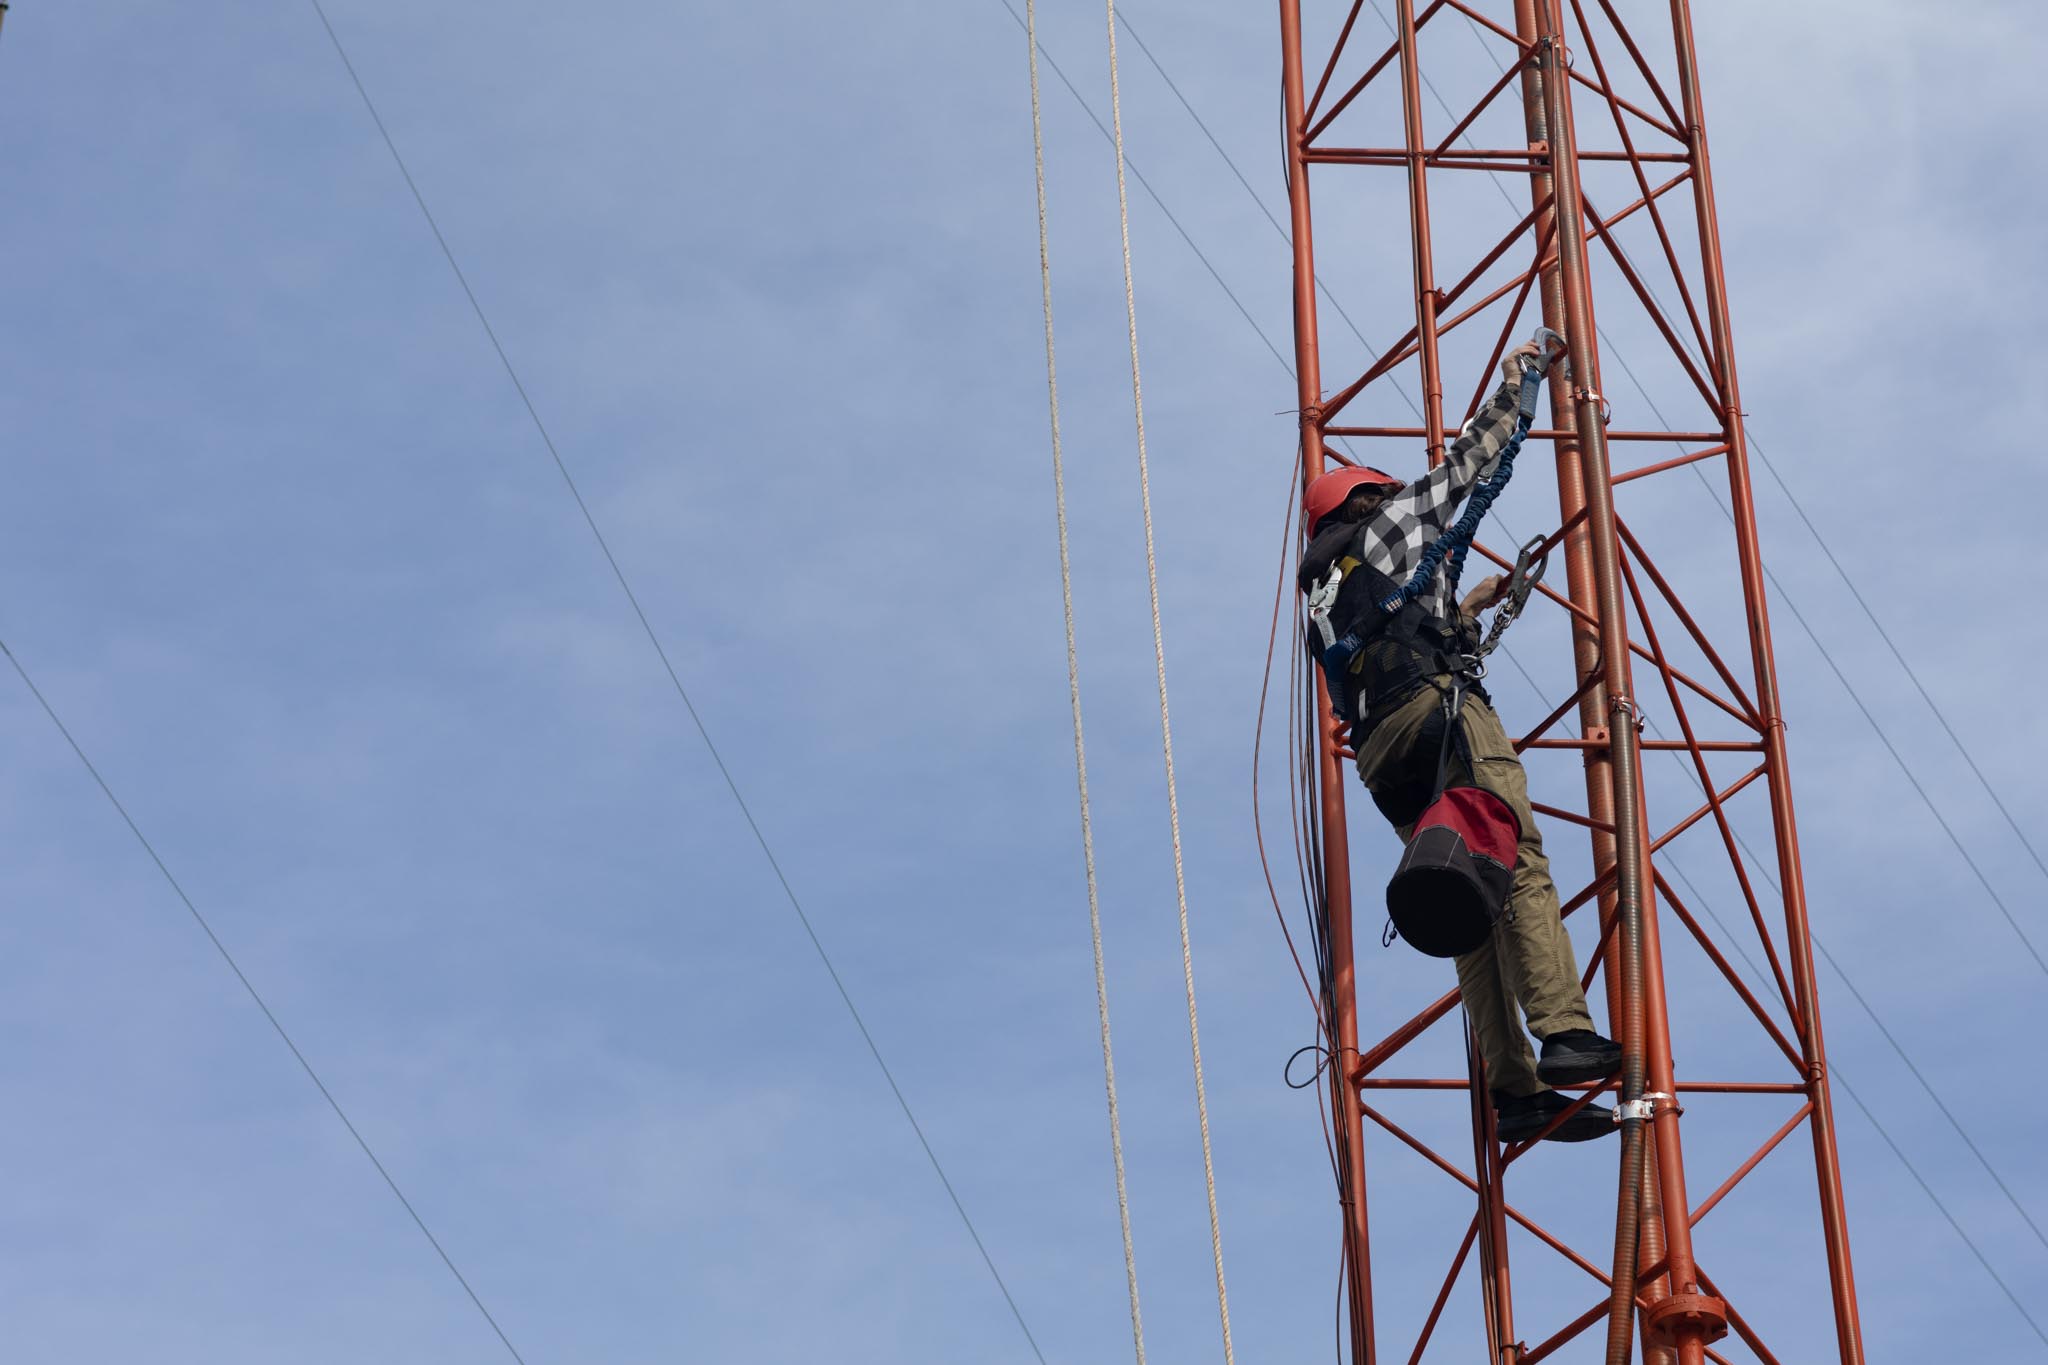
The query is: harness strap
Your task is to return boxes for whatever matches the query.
[1305,565,1361,717]
[1431,681,1466,804]
[1315,607,1466,724]
[1305,564,1343,654]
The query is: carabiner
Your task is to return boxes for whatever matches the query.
[1529,326,1568,373]
[1507,533,1551,607]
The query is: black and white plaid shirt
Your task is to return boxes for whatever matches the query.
[1349,377,1525,622]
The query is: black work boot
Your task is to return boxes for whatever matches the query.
[1536,1028,1623,1086]
[1493,1088,1616,1144]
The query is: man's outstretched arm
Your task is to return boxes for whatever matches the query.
[1399,344,1543,532]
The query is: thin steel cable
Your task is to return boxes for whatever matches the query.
[1255,455,1333,1028]
[1115,6,1431,438]
[1116,14,1284,241]
[1747,443,2048,888]
[0,637,530,1365]
[302,5,1047,1358]
[1023,1,1148,1358]
[1826,1073,2048,1349]
[1116,11,1389,380]
[1101,4,1235,1358]
[1805,934,2048,1258]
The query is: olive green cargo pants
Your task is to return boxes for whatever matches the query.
[1354,679,1596,1097]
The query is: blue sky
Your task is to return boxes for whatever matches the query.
[2,1,2045,1361]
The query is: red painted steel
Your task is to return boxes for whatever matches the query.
[1278,7,1378,1360]
[1275,0,1863,1359]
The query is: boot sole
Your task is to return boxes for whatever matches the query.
[1498,1113,1618,1144]
[1544,1114,1619,1143]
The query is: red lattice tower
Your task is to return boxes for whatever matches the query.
[1277,1,1863,1360]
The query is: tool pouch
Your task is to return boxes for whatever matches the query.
[1385,784,1520,958]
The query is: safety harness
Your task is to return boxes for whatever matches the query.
[1305,559,1473,731]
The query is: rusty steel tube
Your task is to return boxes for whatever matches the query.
[1279,4,1377,1359]
[1664,2,1864,1357]
[1636,1140,1679,1365]
[1508,8,1654,1358]
[1508,8,1649,1352]
[1465,1023,1518,1361]
[1519,3,1705,1358]
[1393,0,1447,457]
[1507,0,1620,1015]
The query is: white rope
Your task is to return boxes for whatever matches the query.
[1100,5,1236,1360]
[1024,4,1148,1361]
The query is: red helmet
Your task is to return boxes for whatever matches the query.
[1304,464,1401,534]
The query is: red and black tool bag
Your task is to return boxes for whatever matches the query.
[1386,785,1520,958]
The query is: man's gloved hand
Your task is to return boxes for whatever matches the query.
[1500,340,1545,386]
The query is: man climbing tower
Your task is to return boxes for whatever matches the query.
[1298,338,1622,1144]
